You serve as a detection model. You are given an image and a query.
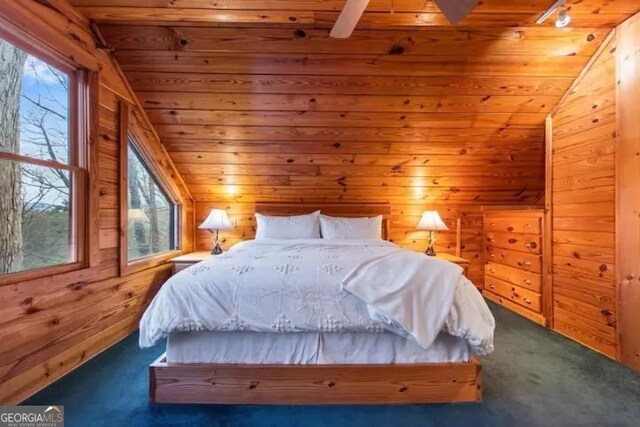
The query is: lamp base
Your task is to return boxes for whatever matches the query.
[425,230,437,256]
[425,245,437,256]
[211,244,223,255]
[211,229,224,255]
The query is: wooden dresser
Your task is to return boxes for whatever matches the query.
[482,209,547,326]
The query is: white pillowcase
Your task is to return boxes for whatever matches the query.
[255,211,321,239]
[320,214,382,240]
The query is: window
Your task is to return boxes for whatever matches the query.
[0,36,90,278]
[126,141,177,261]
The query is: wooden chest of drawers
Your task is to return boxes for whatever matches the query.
[482,209,547,326]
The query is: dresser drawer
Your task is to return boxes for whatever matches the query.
[485,261,541,292]
[485,231,541,254]
[484,275,542,312]
[485,247,542,273]
[484,216,541,235]
[483,290,546,325]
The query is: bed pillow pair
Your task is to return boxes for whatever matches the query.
[255,210,321,239]
[319,214,382,240]
[254,211,382,240]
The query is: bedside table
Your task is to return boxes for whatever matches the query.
[170,251,212,274]
[433,253,470,276]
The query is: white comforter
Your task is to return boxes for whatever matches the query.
[139,239,494,355]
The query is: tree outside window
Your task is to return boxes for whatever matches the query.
[0,37,77,275]
[126,142,176,261]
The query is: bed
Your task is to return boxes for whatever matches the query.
[144,203,494,404]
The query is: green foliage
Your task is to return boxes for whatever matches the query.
[22,209,71,270]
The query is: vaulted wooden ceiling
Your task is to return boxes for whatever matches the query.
[70,0,639,270]
[73,0,639,27]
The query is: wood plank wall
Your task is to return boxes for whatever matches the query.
[549,35,618,358]
[616,13,640,372]
[0,1,194,404]
[94,18,626,286]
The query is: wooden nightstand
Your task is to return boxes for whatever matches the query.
[434,253,470,276]
[170,251,212,274]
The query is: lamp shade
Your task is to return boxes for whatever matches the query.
[199,209,233,230]
[417,211,449,231]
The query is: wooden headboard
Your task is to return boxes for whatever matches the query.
[254,203,391,240]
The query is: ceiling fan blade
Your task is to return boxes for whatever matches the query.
[434,0,478,24]
[330,0,370,39]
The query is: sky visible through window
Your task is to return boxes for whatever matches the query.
[19,54,70,208]
[0,38,72,274]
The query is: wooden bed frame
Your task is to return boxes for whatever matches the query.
[148,202,483,404]
[150,354,481,404]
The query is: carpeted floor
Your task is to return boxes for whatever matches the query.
[26,302,640,427]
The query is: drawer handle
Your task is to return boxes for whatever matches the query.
[523,261,532,266]
[524,223,531,228]
[524,298,532,304]
[490,254,495,257]
[524,242,537,249]
[489,269,495,273]
[489,284,495,289]
[524,279,533,285]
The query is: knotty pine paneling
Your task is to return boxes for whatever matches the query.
[71,0,640,28]
[89,5,639,285]
[549,35,617,359]
[616,13,640,372]
[0,0,193,404]
[100,26,608,56]
[90,3,640,289]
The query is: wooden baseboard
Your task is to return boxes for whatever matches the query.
[149,354,482,405]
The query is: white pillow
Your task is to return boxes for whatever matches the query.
[255,211,321,239]
[320,214,382,240]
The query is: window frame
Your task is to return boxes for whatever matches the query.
[0,28,99,286]
[119,102,181,276]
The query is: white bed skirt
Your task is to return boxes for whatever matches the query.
[166,332,470,364]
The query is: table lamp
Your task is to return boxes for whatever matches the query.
[198,209,234,255]
[417,211,449,256]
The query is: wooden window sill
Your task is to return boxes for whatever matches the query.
[120,250,183,276]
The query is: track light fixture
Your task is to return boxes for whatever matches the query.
[555,9,571,28]
[536,0,571,28]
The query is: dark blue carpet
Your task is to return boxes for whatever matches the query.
[26,302,640,427]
